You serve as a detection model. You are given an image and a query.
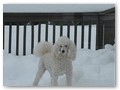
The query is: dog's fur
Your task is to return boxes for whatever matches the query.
[33,36,76,86]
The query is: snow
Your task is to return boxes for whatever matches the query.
[3,44,115,86]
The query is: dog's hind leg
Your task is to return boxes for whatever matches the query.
[33,63,45,86]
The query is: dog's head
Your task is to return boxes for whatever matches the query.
[58,42,69,56]
[52,36,76,61]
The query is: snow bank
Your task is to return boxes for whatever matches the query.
[3,44,115,86]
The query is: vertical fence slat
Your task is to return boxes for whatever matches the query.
[45,22,48,41]
[23,23,26,55]
[88,24,91,49]
[60,24,63,36]
[96,16,103,50]
[16,24,19,55]
[38,23,41,42]
[67,23,70,38]
[74,22,77,45]
[81,24,84,48]
[31,24,34,54]
[3,24,5,49]
[53,24,55,44]
[8,23,12,53]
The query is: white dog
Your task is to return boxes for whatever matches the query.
[33,36,76,86]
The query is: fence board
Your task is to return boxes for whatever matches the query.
[38,23,41,42]
[53,24,55,43]
[60,24,63,36]
[23,24,26,55]
[70,25,74,42]
[3,24,5,49]
[11,25,16,55]
[45,22,48,41]
[41,24,46,41]
[81,25,84,48]
[31,24,34,54]
[8,23,12,53]
[55,25,60,42]
[16,24,19,55]
[91,25,97,50]
[48,25,53,43]
[63,25,67,36]
[74,22,77,45]
[88,24,91,49]
[77,25,82,49]
[84,25,89,49]
[67,24,70,38]
[26,25,32,55]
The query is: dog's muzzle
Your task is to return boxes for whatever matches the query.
[62,50,65,53]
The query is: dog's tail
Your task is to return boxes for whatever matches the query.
[33,41,52,57]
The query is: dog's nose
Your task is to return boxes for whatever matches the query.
[62,50,65,53]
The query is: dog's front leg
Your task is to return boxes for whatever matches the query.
[66,62,72,86]
[51,74,58,86]
[66,72,72,86]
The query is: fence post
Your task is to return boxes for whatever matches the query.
[96,15,104,50]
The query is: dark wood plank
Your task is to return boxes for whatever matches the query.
[16,24,19,55]
[31,24,34,54]
[103,20,115,46]
[53,24,55,44]
[3,12,99,24]
[60,24,63,36]
[96,16,103,49]
[8,23,12,53]
[88,24,91,49]
[45,22,48,41]
[67,24,70,38]
[3,24,5,49]
[38,23,41,42]
[81,24,84,48]
[23,23,26,55]
[74,22,77,45]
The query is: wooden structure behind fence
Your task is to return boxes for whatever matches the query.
[3,7,115,56]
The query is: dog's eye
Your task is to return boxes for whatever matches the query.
[65,45,67,47]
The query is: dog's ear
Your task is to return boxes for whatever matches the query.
[67,40,76,61]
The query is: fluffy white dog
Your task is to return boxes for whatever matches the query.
[33,36,76,86]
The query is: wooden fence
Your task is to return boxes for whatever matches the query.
[3,7,115,55]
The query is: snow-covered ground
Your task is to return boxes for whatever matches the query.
[3,44,115,87]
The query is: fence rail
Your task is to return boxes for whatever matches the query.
[3,7,115,56]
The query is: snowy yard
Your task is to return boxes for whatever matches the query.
[3,44,115,87]
[3,4,115,87]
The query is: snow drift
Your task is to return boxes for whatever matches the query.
[3,44,115,86]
